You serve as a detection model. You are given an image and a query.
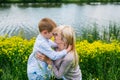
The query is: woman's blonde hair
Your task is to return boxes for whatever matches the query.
[54,25,79,68]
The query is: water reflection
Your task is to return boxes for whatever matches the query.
[0,3,120,39]
[0,3,62,8]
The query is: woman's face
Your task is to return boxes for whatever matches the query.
[53,32,64,44]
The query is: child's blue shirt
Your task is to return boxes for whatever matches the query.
[27,34,67,79]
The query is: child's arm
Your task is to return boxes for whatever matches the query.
[37,42,71,60]
[48,39,57,48]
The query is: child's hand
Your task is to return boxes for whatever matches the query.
[36,52,51,64]
[36,52,45,61]
[66,45,72,53]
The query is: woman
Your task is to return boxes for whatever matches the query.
[37,25,82,80]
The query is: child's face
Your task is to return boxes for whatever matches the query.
[44,30,54,39]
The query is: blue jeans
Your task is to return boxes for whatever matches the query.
[28,72,48,80]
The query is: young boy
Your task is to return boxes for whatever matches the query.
[27,18,71,80]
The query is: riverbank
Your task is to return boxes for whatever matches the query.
[0,1,120,8]
[0,0,120,4]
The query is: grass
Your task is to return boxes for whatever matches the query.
[80,23,120,43]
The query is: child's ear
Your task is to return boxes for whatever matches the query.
[43,30,48,34]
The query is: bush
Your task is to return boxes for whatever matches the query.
[0,36,120,80]
[77,40,120,80]
[0,36,34,80]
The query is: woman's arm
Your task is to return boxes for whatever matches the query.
[36,52,73,79]
[51,58,73,79]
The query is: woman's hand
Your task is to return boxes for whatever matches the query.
[66,45,72,53]
[36,52,52,64]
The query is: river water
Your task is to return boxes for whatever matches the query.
[0,3,120,39]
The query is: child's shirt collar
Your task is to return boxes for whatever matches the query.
[38,33,49,42]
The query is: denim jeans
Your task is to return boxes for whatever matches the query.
[28,72,46,80]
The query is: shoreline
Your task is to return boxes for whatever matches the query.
[0,1,120,4]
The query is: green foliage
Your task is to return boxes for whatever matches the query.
[76,40,120,80]
[0,0,120,3]
[0,36,120,80]
[80,23,120,43]
[0,36,35,80]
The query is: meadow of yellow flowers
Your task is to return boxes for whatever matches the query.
[0,36,120,80]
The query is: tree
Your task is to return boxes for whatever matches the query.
[0,0,7,3]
